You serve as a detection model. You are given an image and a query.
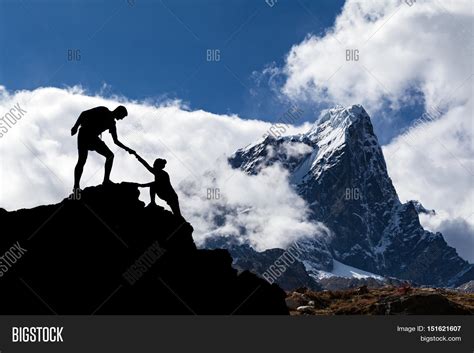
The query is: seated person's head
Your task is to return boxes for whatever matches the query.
[153,158,167,170]
[113,105,128,120]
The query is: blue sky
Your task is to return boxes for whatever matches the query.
[1,0,428,144]
[1,1,343,113]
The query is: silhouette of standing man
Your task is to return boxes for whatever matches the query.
[71,105,134,190]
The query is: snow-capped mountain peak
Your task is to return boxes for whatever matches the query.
[308,104,368,138]
[227,104,473,287]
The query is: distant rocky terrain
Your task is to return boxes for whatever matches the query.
[286,286,474,315]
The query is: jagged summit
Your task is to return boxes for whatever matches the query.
[309,104,370,135]
[0,183,288,314]
[228,105,473,287]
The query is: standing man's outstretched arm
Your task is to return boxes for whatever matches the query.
[110,126,135,154]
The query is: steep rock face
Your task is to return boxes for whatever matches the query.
[229,105,472,287]
[0,183,288,314]
[204,237,322,291]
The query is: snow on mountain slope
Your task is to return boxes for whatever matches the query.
[308,260,384,281]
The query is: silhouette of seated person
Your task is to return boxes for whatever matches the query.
[133,153,183,219]
[71,105,135,190]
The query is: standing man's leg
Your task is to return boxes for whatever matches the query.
[94,140,114,184]
[74,147,88,189]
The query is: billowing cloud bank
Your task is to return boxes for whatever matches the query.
[0,85,320,250]
[278,0,473,261]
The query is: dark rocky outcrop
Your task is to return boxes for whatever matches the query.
[0,183,288,314]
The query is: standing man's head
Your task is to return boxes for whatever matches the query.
[113,105,128,120]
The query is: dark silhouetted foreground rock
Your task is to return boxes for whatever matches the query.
[0,183,288,314]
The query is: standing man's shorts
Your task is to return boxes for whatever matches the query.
[78,130,108,152]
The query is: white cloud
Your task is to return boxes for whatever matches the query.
[383,102,474,258]
[282,0,472,111]
[277,0,473,259]
[420,213,474,262]
[282,141,313,158]
[0,85,323,250]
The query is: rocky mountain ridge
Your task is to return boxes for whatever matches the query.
[226,105,472,288]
